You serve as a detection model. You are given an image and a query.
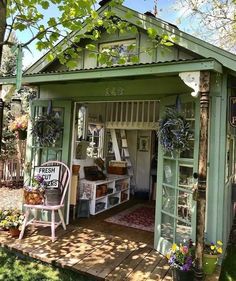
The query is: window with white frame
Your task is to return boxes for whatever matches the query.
[99,39,137,66]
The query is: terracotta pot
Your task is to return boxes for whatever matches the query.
[9,227,20,238]
[203,253,218,275]
[72,164,80,175]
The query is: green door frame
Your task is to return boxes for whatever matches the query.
[155,94,200,254]
[25,99,73,224]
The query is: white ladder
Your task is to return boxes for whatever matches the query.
[110,129,135,188]
[110,129,121,161]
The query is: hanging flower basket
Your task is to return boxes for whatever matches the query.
[9,114,28,140]
[158,108,193,154]
[31,114,63,147]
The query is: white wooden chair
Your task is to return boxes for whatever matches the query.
[19,160,71,242]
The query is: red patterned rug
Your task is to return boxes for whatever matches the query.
[105,204,155,232]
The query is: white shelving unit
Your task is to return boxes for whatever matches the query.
[80,175,130,215]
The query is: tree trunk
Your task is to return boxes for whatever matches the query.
[194,71,210,280]
[0,0,7,65]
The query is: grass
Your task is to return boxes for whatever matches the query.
[220,245,236,281]
[0,247,95,281]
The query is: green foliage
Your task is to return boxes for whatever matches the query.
[0,102,17,161]
[0,247,94,281]
[0,0,174,69]
[0,209,24,229]
[147,27,158,39]
[220,245,236,281]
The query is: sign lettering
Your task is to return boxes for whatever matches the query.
[105,87,124,97]
[34,165,60,188]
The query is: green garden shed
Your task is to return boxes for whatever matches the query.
[1,1,236,257]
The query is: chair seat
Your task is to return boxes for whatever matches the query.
[24,204,64,210]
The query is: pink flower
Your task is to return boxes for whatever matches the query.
[182,246,189,254]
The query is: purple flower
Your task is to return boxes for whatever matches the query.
[186,256,192,265]
[182,263,191,271]
[169,255,176,265]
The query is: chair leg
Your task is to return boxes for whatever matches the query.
[58,209,66,230]
[51,210,56,242]
[19,209,30,240]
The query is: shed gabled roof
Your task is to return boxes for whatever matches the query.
[25,1,236,75]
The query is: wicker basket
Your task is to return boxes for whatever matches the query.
[24,190,44,205]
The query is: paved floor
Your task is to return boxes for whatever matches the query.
[0,187,23,210]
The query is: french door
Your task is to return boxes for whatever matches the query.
[155,95,200,254]
[26,99,73,222]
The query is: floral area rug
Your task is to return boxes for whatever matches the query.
[105,204,155,232]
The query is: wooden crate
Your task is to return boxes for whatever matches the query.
[107,166,127,175]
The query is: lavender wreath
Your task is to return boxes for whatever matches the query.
[31,114,63,147]
[159,108,193,153]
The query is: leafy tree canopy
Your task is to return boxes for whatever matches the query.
[174,0,236,53]
[0,0,173,69]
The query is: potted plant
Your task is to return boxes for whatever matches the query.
[167,240,195,281]
[0,209,13,231]
[203,240,223,275]
[9,114,28,140]
[24,174,47,205]
[0,209,24,237]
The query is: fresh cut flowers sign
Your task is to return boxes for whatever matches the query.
[34,166,60,188]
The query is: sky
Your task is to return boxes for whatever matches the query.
[17,0,181,68]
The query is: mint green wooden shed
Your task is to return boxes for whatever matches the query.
[1,1,236,256]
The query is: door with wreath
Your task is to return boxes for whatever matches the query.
[155,95,200,255]
[25,100,73,222]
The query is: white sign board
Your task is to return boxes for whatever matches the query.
[34,166,60,188]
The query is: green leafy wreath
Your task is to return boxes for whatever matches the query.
[31,114,63,147]
[159,108,193,153]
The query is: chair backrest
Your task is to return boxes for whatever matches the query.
[41,160,71,205]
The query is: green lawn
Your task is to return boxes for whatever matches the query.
[0,247,95,281]
[220,245,236,281]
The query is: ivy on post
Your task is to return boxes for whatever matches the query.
[194,71,210,281]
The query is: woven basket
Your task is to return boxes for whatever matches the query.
[24,190,44,205]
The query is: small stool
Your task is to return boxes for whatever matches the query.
[77,199,90,218]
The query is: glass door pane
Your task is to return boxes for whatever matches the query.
[156,98,198,254]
